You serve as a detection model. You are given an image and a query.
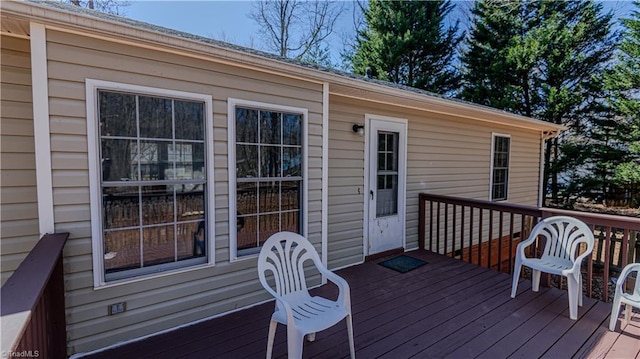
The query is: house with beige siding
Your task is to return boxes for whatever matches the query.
[0,1,564,356]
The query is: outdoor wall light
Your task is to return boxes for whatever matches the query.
[352,124,365,136]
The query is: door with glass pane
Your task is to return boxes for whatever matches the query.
[367,117,407,255]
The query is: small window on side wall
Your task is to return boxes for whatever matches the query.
[86,80,214,286]
[491,134,510,201]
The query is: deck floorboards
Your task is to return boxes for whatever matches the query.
[81,250,639,359]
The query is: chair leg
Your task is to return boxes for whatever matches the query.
[625,303,632,325]
[567,275,579,320]
[346,314,355,359]
[266,320,277,359]
[609,295,622,331]
[511,259,522,298]
[287,327,305,359]
[532,269,541,292]
[577,273,583,307]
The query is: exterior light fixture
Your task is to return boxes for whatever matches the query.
[352,124,364,136]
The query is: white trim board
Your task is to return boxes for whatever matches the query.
[489,132,512,202]
[362,114,408,258]
[321,82,329,280]
[30,22,55,236]
[85,79,215,288]
[226,98,310,262]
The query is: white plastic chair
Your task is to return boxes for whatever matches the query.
[258,232,355,359]
[511,216,594,320]
[609,263,640,331]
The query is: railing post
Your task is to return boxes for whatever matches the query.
[1,233,69,359]
[49,256,67,359]
[418,194,425,251]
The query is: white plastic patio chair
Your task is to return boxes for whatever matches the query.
[258,232,355,359]
[609,263,640,331]
[511,216,594,320]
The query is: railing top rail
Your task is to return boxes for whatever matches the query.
[419,192,640,231]
[1,232,69,352]
[542,207,640,230]
[419,193,542,217]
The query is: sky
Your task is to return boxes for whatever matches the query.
[123,0,636,66]
[125,0,360,62]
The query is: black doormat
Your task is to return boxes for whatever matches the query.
[379,255,428,273]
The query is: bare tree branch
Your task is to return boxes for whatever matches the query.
[250,0,343,60]
[64,0,130,15]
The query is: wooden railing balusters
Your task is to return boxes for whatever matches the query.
[469,207,474,264]
[418,193,640,303]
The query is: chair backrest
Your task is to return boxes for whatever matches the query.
[618,262,640,296]
[258,232,322,298]
[532,216,594,263]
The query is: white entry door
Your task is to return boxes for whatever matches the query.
[366,116,407,255]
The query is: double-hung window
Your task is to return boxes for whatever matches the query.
[87,80,213,285]
[491,134,511,201]
[229,99,306,259]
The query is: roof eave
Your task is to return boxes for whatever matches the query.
[1,0,566,134]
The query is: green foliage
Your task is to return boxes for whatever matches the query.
[300,43,335,68]
[350,0,462,95]
[607,1,640,207]
[461,0,620,204]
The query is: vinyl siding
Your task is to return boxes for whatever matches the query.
[0,35,39,286]
[327,96,542,268]
[44,30,324,355]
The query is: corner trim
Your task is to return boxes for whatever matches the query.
[321,83,329,277]
[30,22,55,235]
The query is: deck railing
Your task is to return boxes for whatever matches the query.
[1,232,69,359]
[418,193,640,302]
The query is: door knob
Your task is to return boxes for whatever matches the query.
[370,190,374,200]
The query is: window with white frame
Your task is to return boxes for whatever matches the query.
[88,81,212,283]
[230,101,305,258]
[491,134,511,201]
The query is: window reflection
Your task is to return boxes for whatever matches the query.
[139,96,172,139]
[235,106,303,256]
[98,89,207,280]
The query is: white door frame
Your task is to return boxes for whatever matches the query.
[363,114,408,257]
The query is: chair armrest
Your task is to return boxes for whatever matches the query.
[266,289,297,324]
[317,265,351,307]
[615,263,640,293]
[567,251,591,278]
[516,234,537,259]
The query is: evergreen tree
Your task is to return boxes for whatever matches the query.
[461,0,618,203]
[535,1,618,202]
[608,1,640,207]
[300,43,334,68]
[351,0,463,95]
[461,1,539,115]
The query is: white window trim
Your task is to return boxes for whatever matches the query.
[362,114,408,258]
[86,79,215,288]
[489,133,511,202]
[227,98,309,262]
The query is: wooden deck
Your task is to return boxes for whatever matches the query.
[82,250,640,358]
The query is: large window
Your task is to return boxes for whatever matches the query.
[491,134,511,201]
[230,100,306,258]
[87,80,213,284]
